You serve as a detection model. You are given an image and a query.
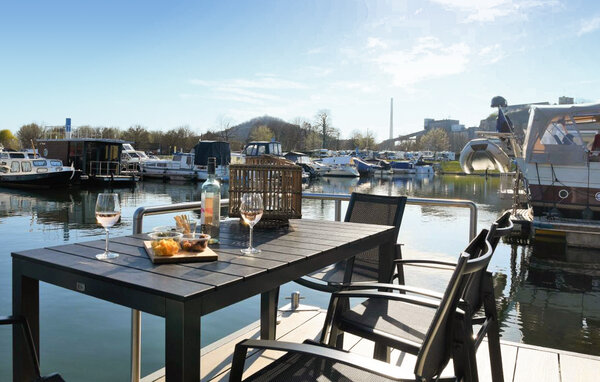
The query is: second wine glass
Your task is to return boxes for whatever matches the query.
[240,193,263,254]
[95,193,121,260]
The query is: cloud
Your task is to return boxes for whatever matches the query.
[578,15,600,36]
[372,37,470,87]
[478,43,505,64]
[189,75,308,106]
[190,76,307,90]
[307,47,324,55]
[429,0,560,22]
[367,37,388,49]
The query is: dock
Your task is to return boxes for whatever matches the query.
[141,309,600,382]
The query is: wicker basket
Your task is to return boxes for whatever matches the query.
[229,155,302,227]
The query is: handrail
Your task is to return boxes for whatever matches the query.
[129,192,478,381]
[301,193,477,240]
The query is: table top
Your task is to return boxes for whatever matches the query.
[12,219,395,312]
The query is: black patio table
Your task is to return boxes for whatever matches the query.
[12,218,396,381]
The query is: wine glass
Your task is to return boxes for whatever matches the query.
[240,193,263,254]
[95,193,121,260]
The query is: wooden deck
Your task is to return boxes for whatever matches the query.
[141,309,600,382]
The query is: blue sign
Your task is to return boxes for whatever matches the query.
[66,118,71,133]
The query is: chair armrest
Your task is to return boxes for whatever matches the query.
[0,315,24,325]
[231,339,448,382]
[333,289,443,310]
[394,259,457,270]
[340,282,445,300]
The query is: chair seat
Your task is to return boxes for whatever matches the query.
[305,258,380,285]
[338,298,437,353]
[243,350,397,382]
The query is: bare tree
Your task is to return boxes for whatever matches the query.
[16,123,43,148]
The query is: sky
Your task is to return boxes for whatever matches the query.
[1,0,600,141]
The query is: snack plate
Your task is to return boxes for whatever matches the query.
[143,241,218,264]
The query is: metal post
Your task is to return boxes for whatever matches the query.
[334,200,342,222]
[130,309,141,382]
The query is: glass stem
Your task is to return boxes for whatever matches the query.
[249,226,253,250]
[105,228,110,254]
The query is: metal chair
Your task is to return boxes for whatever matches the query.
[325,213,512,381]
[1,315,65,381]
[295,192,407,292]
[230,230,493,382]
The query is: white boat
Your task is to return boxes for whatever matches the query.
[460,100,600,220]
[141,141,230,182]
[120,143,150,172]
[320,156,359,177]
[0,150,76,188]
[141,152,198,181]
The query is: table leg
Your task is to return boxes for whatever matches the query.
[260,287,279,340]
[12,262,39,382]
[165,300,200,381]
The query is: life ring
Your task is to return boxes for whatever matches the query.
[558,189,569,199]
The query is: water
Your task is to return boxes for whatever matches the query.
[1,175,599,380]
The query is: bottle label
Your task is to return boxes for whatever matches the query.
[201,193,214,225]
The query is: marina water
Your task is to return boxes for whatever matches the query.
[1,175,599,380]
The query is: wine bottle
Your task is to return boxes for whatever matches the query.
[201,157,221,244]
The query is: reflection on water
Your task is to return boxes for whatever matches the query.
[0,174,599,380]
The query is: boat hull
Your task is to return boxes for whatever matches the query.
[0,170,75,189]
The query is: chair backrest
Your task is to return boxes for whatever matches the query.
[343,193,407,283]
[414,230,493,380]
[461,211,512,313]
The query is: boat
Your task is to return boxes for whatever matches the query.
[142,141,230,182]
[319,156,359,177]
[460,99,600,222]
[36,138,139,186]
[120,143,150,172]
[353,157,382,176]
[0,150,77,188]
[391,161,416,174]
[141,152,197,181]
[193,141,230,181]
[459,138,511,174]
[284,151,327,178]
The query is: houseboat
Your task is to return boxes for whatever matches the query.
[37,138,139,186]
[0,150,77,188]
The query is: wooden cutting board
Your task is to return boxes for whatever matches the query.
[144,241,218,264]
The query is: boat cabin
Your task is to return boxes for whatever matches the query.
[243,141,282,157]
[194,141,231,167]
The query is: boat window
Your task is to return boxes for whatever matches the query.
[9,153,25,159]
[21,161,32,172]
[11,161,20,173]
[37,168,48,173]
[50,160,62,166]
[245,145,256,156]
[129,152,140,159]
[258,145,266,155]
[157,162,167,168]
[33,160,47,166]
[0,153,7,159]
[173,155,182,162]
[539,118,584,146]
[186,156,192,165]
[0,166,8,173]
[137,151,148,158]
[27,153,36,159]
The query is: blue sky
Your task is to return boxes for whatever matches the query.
[2,0,599,140]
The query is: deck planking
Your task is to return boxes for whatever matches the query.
[142,309,600,382]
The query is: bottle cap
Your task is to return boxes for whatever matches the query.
[208,157,216,175]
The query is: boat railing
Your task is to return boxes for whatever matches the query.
[89,161,121,176]
[128,193,478,382]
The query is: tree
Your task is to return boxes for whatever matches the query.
[121,125,150,150]
[0,129,19,149]
[73,125,96,138]
[249,125,274,142]
[314,110,335,149]
[420,128,450,153]
[16,123,43,148]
